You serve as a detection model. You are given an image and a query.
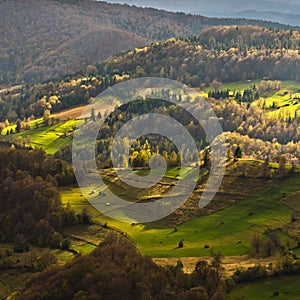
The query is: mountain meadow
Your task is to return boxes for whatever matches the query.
[1,1,300,299]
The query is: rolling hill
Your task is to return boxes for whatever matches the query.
[2,25,300,121]
[0,0,298,88]
[236,10,300,27]
[1,10,300,297]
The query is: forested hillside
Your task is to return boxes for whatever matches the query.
[18,233,228,300]
[0,0,297,87]
[100,26,300,85]
[2,25,300,122]
[0,149,76,248]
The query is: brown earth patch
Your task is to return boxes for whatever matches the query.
[52,103,115,121]
[100,161,275,227]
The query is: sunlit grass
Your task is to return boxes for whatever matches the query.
[73,244,97,256]
[1,119,81,154]
[60,168,300,258]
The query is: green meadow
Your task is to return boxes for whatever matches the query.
[1,119,80,155]
[202,79,300,121]
[73,244,97,256]
[60,168,300,258]
[135,166,208,181]
[230,275,300,300]
[206,80,261,92]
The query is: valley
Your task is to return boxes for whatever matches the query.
[1,2,300,297]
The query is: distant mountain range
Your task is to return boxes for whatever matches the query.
[106,0,300,26]
[233,10,300,27]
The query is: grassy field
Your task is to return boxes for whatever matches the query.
[135,166,208,181]
[215,80,300,93]
[208,80,300,121]
[0,97,114,154]
[0,270,31,299]
[2,80,300,258]
[131,175,295,257]
[230,275,300,300]
[1,119,79,154]
[253,81,300,121]
[206,80,261,92]
[202,79,300,121]
[73,243,97,255]
[60,166,300,258]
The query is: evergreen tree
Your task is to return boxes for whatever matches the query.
[234,145,242,161]
[90,108,96,122]
[16,119,21,133]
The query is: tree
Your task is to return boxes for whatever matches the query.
[16,119,21,133]
[50,232,63,249]
[251,235,262,254]
[169,151,178,167]
[203,149,210,166]
[178,239,184,248]
[34,250,57,271]
[79,208,92,225]
[279,155,286,176]
[289,162,296,176]
[263,239,276,257]
[61,238,71,250]
[261,156,270,178]
[43,109,50,126]
[90,108,96,122]
[14,234,30,253]
[226,149,233,160]
[211,80,223,91]
[74,291,88,300]
[234,145,242,161]
[63,202,77,225]
[159,67,165,77]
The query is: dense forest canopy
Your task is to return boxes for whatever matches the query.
[0,0,297,88]
[0,148,79,248]
[99,26,300,84]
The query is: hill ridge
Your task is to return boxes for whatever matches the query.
[0,0,298,88]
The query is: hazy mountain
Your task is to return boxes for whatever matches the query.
[235,10,300,27]
[106,0,300,23]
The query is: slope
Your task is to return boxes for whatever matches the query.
[0,0,297,87]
